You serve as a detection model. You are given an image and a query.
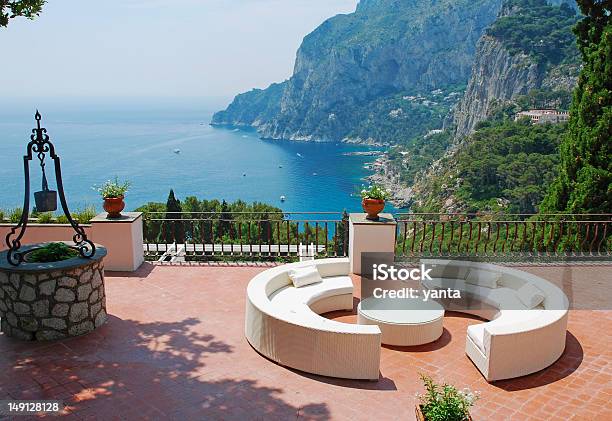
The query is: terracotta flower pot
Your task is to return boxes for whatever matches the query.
[362,198,385,220]
[103,196,125,219]
[415,405,472,421]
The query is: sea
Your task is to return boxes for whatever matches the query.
[0,98,401,216]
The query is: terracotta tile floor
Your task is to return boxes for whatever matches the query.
[0,263,611,420]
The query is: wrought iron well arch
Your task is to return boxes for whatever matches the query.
[5,111,95,266]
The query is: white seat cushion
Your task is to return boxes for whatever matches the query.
[268,275,364,333]
[467,309,540,354]
[425,279,527,310]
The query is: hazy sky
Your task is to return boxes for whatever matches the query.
[2,0,358,100]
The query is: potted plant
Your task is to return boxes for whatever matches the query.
[360,184,389,220]
[416,374,478,421]
[95,177,130,219]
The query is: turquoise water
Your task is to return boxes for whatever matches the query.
[0,99,399,215]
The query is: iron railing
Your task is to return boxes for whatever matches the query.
[395,213,612,261]
[142,211,349,262]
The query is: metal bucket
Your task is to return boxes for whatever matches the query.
[34,189,57,212]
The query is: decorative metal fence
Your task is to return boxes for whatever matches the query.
[142,211,349,262]
[395,213,612,261]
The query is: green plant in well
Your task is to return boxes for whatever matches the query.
[418,374,478,421]
[27,242,78,263]
[360,184,390,201]
[94,177,130,199]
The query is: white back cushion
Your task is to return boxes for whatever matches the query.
[288,266,323,288]
[517,283,546,309]
[465,269,501,289]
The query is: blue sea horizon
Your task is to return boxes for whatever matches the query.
[0,98,402,216]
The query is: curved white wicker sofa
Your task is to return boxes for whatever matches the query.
[245,258,382,380]
[422,260,569,382]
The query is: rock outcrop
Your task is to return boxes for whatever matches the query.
[213,0,503,143]
[453,0,580,138]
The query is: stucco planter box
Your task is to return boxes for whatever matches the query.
[0,243,107,341]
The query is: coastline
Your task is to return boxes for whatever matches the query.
[366,154,413,209]
[211,121,411,209]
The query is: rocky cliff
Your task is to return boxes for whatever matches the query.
[408,0,581,212]
[213,0,503,143]
[453,0,580,137]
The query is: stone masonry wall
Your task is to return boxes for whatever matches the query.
[0,260,107,341]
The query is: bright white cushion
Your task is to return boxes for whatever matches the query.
[517,283,545,309]
[465,269,501,289]
[487,288,528,310]
[288,266,322,288]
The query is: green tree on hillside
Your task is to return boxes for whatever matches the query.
[1,0,45,27]
[487,0,580,65]
[218,200,232,238]
[164,189,185,243]
[541,0,611,214]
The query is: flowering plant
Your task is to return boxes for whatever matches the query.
[418,374,478,421]
[360,184,389,201]
[94,177,130,199]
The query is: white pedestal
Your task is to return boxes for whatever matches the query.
[348,213,397,275]
[90,212,144,271]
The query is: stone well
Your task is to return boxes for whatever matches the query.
[0,243,108,341]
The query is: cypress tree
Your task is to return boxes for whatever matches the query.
[164,189,185,243]
[219,200,232,239]
[540,0,611,214]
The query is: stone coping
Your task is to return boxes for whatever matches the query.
[349,213,397,225]
[0,242,107,273]
[0,223,93,227]
[90,212,142,223]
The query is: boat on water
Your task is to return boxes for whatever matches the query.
[278,164,283,168]
[280,195,286,202]
[296,153,303,158]
[243,173,247,177]
[312,172,318,176]
[173,149,181,154]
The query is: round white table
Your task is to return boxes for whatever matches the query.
[357,297,444,346]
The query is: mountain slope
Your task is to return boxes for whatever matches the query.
[407,0,581,212]
[454,0,580,137]
[213,0,503,143]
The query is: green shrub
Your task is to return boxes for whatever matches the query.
[27,243,78,263]
[73,206,97,224]
[0,209,5,222]
[9,208,22,223]
[418,374,478,421]
[35,212,54,223]
[56,215,69,224]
